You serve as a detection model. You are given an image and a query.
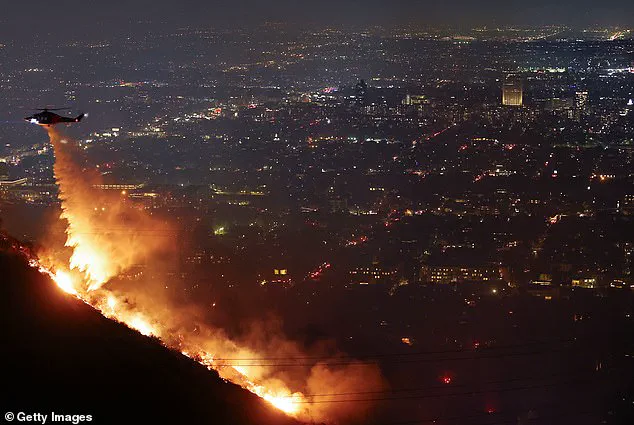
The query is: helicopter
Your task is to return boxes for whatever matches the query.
[25,108,85,126]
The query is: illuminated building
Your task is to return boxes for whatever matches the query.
[353,79,367,106]
[259,268,292,287]
[93,184,145,191]
[621,194,634,215]
[571,277,597,289]
[544,97,573,112]
[502,74,523,106]
[0,161,8,181]
[350,262,397,285]
[0,178,28,188]
[530,273,553,286]
[609,279,631,289]
[422,265,501,284]
[573,90,589,121]
[403,94,427,106]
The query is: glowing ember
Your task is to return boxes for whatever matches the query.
[29,260,78,296]
[230,366,304,414]
[53,270,77,295]
[32,253,309,416]
[258,389,303,415]
[127,315,157,337]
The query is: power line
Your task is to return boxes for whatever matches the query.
[290,377,595,404]
[213,346,585,366]
[291,371,597,398]
[211,338,580,361]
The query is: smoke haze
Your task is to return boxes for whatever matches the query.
[40,127,385,422]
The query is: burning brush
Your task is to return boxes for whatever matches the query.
[6,127,385,422]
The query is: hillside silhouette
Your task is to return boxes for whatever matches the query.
[0,236,302,425]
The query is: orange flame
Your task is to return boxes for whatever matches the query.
[32,258,305,415]
[46,127,174,291]
[33,128,383,421]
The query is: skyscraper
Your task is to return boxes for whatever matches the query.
[574,90,589,121]
[502,74,523,107]
[0,161,8,181]
[354,79,367,107]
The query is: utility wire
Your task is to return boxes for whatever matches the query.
[212,338,581,361]
[213,346,590,366]
[288,371,600,398]
[290,376,596,404]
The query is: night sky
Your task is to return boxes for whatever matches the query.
[1,0,633,35]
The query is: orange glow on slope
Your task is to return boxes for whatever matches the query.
[127,315,158,337]
[256,386,303,415]
[29,127,384,421]
[31,259,305,415]
[53,270,77,295]
[29,260,78,296]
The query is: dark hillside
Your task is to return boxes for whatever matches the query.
[0,244,300,425]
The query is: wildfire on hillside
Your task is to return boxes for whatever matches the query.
[19,127,385,422]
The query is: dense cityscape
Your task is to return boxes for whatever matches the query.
[1,18,633,425]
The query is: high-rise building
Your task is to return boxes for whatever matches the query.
[0,161,8,181]
[403,94,427,106]
[502,75,523,106]
[544,97,573,112]
[354,79,367,106]
[574,90,589,121]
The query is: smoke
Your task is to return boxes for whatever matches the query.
[42,127,385,422]
[47,127,174,290]
[307,363,385,423]
[104,278,386,423]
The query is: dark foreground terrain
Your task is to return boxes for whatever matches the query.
[0,243,300,425]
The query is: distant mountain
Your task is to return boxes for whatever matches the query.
[0,243,301,425]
